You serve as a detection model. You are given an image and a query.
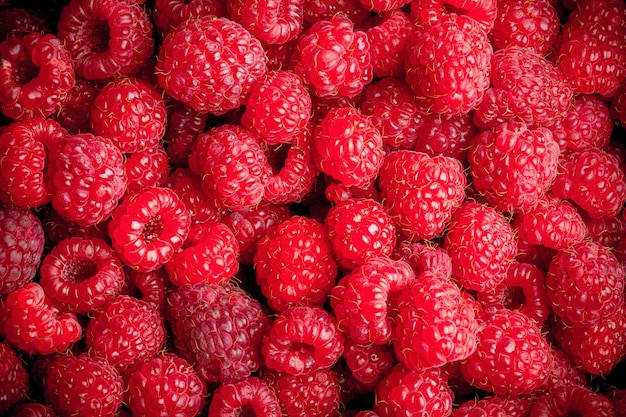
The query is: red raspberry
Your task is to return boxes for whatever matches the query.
[552,94,613,152]
[188,124,271,211]
[611,83,626,129]
[166,168,227,225]
[414,112,476,162]
[291,14,372,98]
[302,0,370,27]
[330,257,416,345]
[208,377,282,417]
[124,353,207,417]
[0,341,29,413]
[469,121,561,213]
[491,0,560,55]
[609,389,626,417]
[405,14,492,116]
[392,241,453,279]
[10,403,58,417]
[585,215,626,248]
[0,283,82,355]
[44,353,124,417]
[85,295,166,372]
[365,10,415,78]
[358,0,411,12]
[461,309,552,395]
[156,16,267,114]
[264,38,299,71]
[374,364,453,417]
[51,76,101,135]
[529,385,616,417]
[40,206,110,245]
[164,103,210,165]
[39,237,125,314]
[261,306,344,376]
[378,150,467,240]
[228,0,304,45]
[47,133,127,227]
[0,8,47,39]
[539,347,587,393]
[124,146,170,195]
[152,0,227,38]
[90,77,167,154]
[165,221,240,286]
[411,0,497,33]
[453,395,532,417]
[0,32,74,121]
[254,216,337,312]
[444,202,518,292]
[474,47,573,130]
[166,282,270,384]
[0,207,44,296]
[108,186,191,272]
[341,337,396,391]
[125,268,168,315]
[552,147,626,219]
[555,0,626,97]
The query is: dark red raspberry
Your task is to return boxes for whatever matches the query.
[611,83,626,129]
[90,77,167,154]
[166,282,270,384]
[229,0,304,45]
[108,186,191,272]
[166,168,227,226]
[405,14,492,116]
[57,0,154,81]
[124,146,170,195]
[44,353,124,417]
[124,353,207,417]
[0,341,29,413]
[263,38,299,71]
[302,0,370,27]
[539,347,587,393]
[152,0,227,38]
[414,111,476,162]
[585,215,626,249]
[529,384,616,417]
[0,207,44,296]
[51,76,101,135]
[40,206,110,245]
[365,10,415,78]
[10,403,59,417]
[608,389,626,417]
[0,7,47,39]
[156,16,267,114]
[378,150,467,240]
[411,0,497,32]
[453,395,532,417]
[358,0,411,12]
[262,306,344,376]
[342,337,396,391]
[0,283,82,355]
[552,94,613,152]
[392,241,453,279]
[291,14,372,98]
[208,377,282,417]
[164,102,209,165]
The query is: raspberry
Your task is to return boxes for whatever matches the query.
[0,341,29,413]
[85,295,166,372]
[529,385,616,417]
[539,347,587,393]
[585,215,626,248]
[124,353,207,417]
[0,283,82,355]
[341,337,396,391]
[392,241,453,279]
[0,207,44,297]
[444,202,518,292]
[378,150,466,241]
[108,186,191,272]
[240,70,311,145]
[611,83,626,129]
[461,309,552,396]
[553,94,613,152]
[0,7,47,39]
[156,16,267,114]
[44,353,124,417]
[609,389,626,417]
[51,76,101,135]
[0,32,74,121]
[374,364,453,417]
[405,14,492,115]
[261,306,344,376]
[124,146,170,195]
[47,133,127,227]
[90,77,167,154]
[291,14,372,98]
[165,221,240,286]
[491,0,560,55]
[302,0,370,27]
[164,103,210,165]
[254,216,337,312]
[166,168,227,226]
[330,257,415,345]
[39,237,125,314]
[10,403,58,417]
[365,10,415,78]
[229,0,304,45]
[263,38,298,71]
[453,395,532,417]
[166,282,270,384]
[410,0,497,33]
[208,377,282,417]
[474,46,573,130]
[414,112,476,162]
[188,124,271,211]
[553,147,626,219]
[152,0,227,38]
[57,0,153,81]
[468,121,561,213]
[41,206,110,245]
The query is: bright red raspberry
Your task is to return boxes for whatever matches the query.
[0,341,29,413]
[156,16,267,114]
[39,237,125,314]
[254,216,337,312]
[461,309,552,395]
[208,377,282,417]
[166,282,271,384]
[57,0,153,81]
[529,385,616,417]
[124,353,207,417]
[124,146,170,195]
[444,202,518,292]
[414,112,476,162]
[453,395,532,417]
[374,364,453,417]
[166,168,227,225]
[47,133,128,227]
[51,76,101,135]
[0,207,44,296]
[330,257,416,345]
[365,10,415,78]
[302,0,370,27]
[229,0,304,45]
[539,347,587,393]
[152,0,227,38]
[164,102,210,165]
[474,47,573,130]
[90,77,167,154]
[262,306,344,376]
[553,94,613,152]
[85,295,165,373]
[125,268,168,315]
[342,337,396,391]
[44,353,124,417]
[188,124,271,211]
[405,14,492,115]
[0,32,74,121]
[378,150,466,241]
[411,0,497,32]
[292,14,372,98]
[108,186,191,272]
[469,121,560,213]
[0,283,82,355]
[166,221,240,286]
[392,241,453,279]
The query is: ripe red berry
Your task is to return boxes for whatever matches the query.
[152,0,227,38]
[166,167,227,226]
[453,395,532,417]
[411,0,498,33]
[229,0,304,45]
[208,377,282,417]
[0,341,29,413]
[530,384,616,417]
[342,337,396,391]
[365,10,415,78]
[124,146,170,195]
